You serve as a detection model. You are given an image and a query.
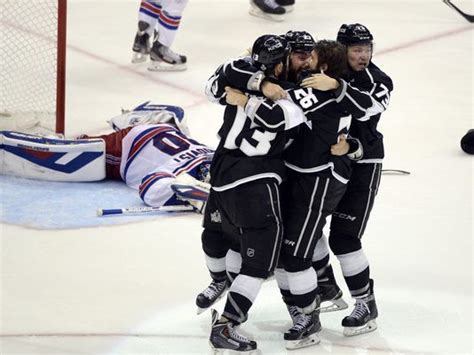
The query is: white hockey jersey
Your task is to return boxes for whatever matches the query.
[120,124,214,207]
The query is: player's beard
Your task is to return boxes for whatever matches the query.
[288,61,311,84]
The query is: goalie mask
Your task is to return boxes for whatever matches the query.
[337,23,373,46]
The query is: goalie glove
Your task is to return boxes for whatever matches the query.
[170,173,210,213]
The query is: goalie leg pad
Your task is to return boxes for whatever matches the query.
[0,131,106,182]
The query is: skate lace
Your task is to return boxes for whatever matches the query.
[264,0,281,9]
[349,299,369,319]
[287,305,301,320]
[203,280,226,299]
[290,313,312,332]
[228,324,251,343]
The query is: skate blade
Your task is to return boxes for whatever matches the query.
[285,332,321,350]
[148,60,187,72]
[196,289,228,315]
[131,52,148,63]
[343,319,377,337]
[248,7,285,22]
[209,341,259,355]
[320,297,349,313]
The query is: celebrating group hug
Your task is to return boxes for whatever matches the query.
[195,23,393,353]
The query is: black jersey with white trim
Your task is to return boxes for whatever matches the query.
[210,103,299,191]
[205,56,265,105]
[206,59,299,191]
[233,79,384,183]
[281,80,384,183]
[346,62,393,161]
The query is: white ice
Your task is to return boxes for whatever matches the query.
[1,0,473,354]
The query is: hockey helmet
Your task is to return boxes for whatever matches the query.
[461,129,474,154]
[337,23,373,46]
[251,34,290,72]
[284,30,316,53]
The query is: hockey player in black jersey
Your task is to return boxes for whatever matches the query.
[226,39,385,350]
[195,36,290,318]
[279,31,350,315]
[302,23,394,337]
[284,30,315,83]
[203,34,297,353]
[196,31,315,318]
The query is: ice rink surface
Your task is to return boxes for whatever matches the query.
[1,0,473,354]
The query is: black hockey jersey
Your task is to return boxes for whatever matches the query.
[205,56,264,105]
[205,58,300,191]
[280,80,384,183]
[345,62,393,161]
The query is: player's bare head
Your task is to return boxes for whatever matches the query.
[251,34,290,80]
[337,23,373,71]
[312,40,348,79]
[285,30,316,80]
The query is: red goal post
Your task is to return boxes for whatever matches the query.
[0,0,67,134]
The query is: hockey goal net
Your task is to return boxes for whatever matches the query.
[0,0,67,134]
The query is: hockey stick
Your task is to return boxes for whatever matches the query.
[381,169,411,175]
[97,205,194,216]
[443,0,474,23]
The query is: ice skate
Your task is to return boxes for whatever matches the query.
[342,279,378,336]
[131,21,151,63]
[249,0,286,22]
[276,0,295,12]
[286,304,302,325]
[148,41,187,72]
[318,269,348,312]
[196,279,228,314]
[320,287,349,313]
[209,309,257,354]
[284,297,321,350]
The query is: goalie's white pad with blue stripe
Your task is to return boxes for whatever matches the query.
[0,131,105,182]
[108,101,190,135]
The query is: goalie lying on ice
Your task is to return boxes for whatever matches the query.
[0,103,213,212]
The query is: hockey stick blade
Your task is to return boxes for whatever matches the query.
[381,169,411,175]
[97,205,194,216]
[443,0,474,23]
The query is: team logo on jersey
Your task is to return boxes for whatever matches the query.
[210,210,221,223]
[246,248,255,258]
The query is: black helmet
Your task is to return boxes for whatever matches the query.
[284,30,315,53]
[251,34,290,72]
[337,23,373,46]
[461,129,474,154]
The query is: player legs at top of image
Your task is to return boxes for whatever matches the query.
[131,1,188,71]
[131,1,158,63]
[249,0,286,22]
[149,0,188,71]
